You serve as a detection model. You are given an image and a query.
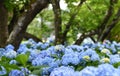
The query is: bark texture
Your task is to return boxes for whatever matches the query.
[0,2,8,47]
[7,0,49,50]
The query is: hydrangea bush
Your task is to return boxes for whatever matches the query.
[0,39,120,76]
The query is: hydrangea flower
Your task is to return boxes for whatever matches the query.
[41,59,61,75]
[17,44,29,54]
[32,56,54,66]
[79,66,97,76]
[82,55,90,61]
[21,67,31,75]
[0,66,6,75]
[28,49,41,62]
[34,42,49,50]
[4,50,17,58]
[64,48,74,54]
[62,52,80,65]
[9,70,25,76]
[109,54,120,64]
[0,48,5,57]
[67,45,84,52]
[41,42,49,49]
[100,58,110,63]
[96,64,120,76]
[79,49,100,61]
[9,60,17,64]
[50,66,75,76]
[5,44,14,50]
[110,44,117,53]
[101,48,111,55]
[54,45,65,52]
[23,39,37,49]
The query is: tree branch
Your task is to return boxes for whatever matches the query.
[74,30,96,45]
[98,0,115,39]
[24,32,42,42]
[8,7,19,34]
[98,8,120,41]
[7,0,49,50]
[62,0,86,44]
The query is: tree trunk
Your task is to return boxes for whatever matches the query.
[51,0,62,44]
[0,2,8,47]
[8,7,19,34]
[97,0,115,41]
[7,0,49,50]
[98,8,120,41]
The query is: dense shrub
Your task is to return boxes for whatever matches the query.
[0,39,120,76]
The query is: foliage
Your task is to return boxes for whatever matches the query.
[15,52,30,67]
[26,0,120,44]
[4,0,30,11]
[27,9,54,40]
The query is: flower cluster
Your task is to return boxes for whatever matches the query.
[0,39,120,76]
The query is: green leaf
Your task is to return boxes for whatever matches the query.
[113,62,120,68]
[30,65,48,75]
[31,69,42,75]
[15,54,29,67]
[1,56,11,62]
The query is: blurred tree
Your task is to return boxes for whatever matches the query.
[0,0,120,50]
[0,0,49,49]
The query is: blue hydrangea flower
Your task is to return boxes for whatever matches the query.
[32,56,54,66]
[21,67,31,75]
[0,48,5,57]
[67,45,84,52]
[96,42,105,50]
[4,50,17,58]
[33,42,43,49]
[109,54,120,64]
[28,74,38,76]
[5,44,14,50]
[47,60,61,73]
[101,48,111,55]
[17,44,29,54]
[42,67,50,75]
[110,44,117,53]
[79,49,100,61]
[64,48,74,54]
[9,60,17,64]
[96,63,120,76]
[79,66,97,76]
[0,66,6,75]
[41,60,61,75]
[9,70,25,76]
[23,39,37,49]
[50,66,75,76]
[54,45,65,53]
[28,49,41,62]
[62,52,80,65]
[41,42,49,49]
[47,46,56,55]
